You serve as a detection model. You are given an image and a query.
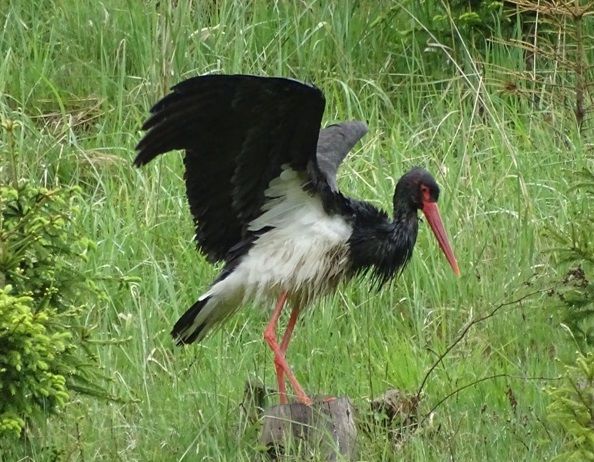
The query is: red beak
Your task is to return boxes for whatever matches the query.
[421,201,460,276]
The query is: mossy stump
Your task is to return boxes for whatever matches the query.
[260,397,357,461]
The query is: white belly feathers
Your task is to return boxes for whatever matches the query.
[209,167,352,306]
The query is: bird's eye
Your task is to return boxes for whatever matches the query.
[420,184,431,202]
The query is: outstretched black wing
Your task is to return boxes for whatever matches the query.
[135,75,325,263]
[316,121,368,192]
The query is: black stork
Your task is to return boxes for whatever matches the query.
[135,74,460,406]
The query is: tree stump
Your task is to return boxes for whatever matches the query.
[260,397,357,461]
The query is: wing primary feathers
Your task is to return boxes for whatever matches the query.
[135,74,327,263]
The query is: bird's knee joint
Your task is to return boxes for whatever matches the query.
[263,329,276,345]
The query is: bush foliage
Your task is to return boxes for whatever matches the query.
[549,167,594,344]
[0,287,70,437]
[547,352,594,461]
[0,183,108,438]
[546,167,594,459]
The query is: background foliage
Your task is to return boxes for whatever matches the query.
[0,287,69,438]
[0,183,110,441]
[547,351,594,461]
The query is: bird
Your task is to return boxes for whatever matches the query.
[135,74,460,406]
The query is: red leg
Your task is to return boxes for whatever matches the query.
[280,304,300,354]
[263,293,312,406]
[275,304,301,403]
[264,292,289,403]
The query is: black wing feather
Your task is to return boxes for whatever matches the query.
[135,74,325,263]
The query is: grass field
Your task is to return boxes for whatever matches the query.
[1,1,591,460]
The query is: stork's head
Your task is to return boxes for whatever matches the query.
[394,168,460,276]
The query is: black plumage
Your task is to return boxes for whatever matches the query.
[135,75,325,262]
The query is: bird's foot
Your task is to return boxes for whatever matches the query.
[273,354,312,406]
[295,391,313,406]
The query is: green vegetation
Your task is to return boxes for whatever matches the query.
[0,287,69,438]
[547,351,594,461]
[0,183,110,441]
[548,166,594,344]
[1,0,592,460]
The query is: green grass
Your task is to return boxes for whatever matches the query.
[1,0,590,460]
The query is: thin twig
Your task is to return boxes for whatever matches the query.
[419,373,561,427]
[416,287,553,401]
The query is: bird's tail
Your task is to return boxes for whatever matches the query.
[172,267,244,345]
[172,296,221,345]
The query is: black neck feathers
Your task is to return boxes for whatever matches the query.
[347,199,419,286]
